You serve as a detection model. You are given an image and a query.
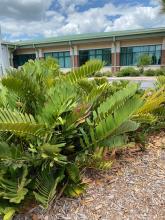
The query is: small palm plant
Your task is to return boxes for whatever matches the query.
[0,57,164,219]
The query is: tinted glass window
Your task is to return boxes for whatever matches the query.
[120,45,162,66]
[79,48,111,66]
[44,51,71,68]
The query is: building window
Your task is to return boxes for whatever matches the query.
[13,54,36,68]
[44,51,71,68]
[120,45,162,66]
[79,48,111,66]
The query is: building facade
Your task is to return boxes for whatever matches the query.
[1,28,165,75]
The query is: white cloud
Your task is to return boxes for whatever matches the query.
[0,0,52,21]
[0,0,164,41]
[105,5,165,31]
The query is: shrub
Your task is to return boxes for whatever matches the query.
[137,54,152,74]
[94,71,113,77]
[103,71,113,77]
[117,67,140,77]
[0,58,164,219]
[143,68,165,76]
[154,68,165,76]
[94,72,103,77]
[143,69,156,76]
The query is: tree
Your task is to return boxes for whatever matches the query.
[161,0,165,13]
[137,54,152,74]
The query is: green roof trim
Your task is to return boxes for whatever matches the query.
[7,27,165,48]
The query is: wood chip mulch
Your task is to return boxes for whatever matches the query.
[16,131,165,220]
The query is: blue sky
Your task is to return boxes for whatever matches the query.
[0,0,164,41]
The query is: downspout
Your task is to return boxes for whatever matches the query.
[11,44,18,68]
[69,41,74,69]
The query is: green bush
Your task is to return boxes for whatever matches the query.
[143,68,165,76]
[94,71,113,77]
[94,72,103,77]
[0,58,164,219]
[117,67,140,77]
[137,54,152,74]
[103,71,113,77]
[154,68,165,76]
[143,69,156,76]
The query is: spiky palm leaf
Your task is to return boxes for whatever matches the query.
[155,76,165,89]
[0,166,30,204]
[136,87,165,114]
[38,81,77,126]
[77,78,96,94]
[0,108,46,138]
[94,96,142,144]
[80,96,142,150]
[33,168,65,208]
[93,83,139,121]
[0,203,16,220]
[65,60,104,83]
[86,83,110,102]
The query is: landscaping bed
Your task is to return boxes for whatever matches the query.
[15,131,165,220]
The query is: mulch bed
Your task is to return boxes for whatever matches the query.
[15,131,165,220]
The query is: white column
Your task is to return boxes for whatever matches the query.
[35,49,43,59]
[73,45,78,56]
[111,42,116,54]
[38,49,43,58]
[116,41,120,53]
[162,37,165,50]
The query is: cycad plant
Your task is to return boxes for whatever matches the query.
[0,57,164,219]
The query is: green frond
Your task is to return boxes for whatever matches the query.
[0,166,30,204]
[39,143,67,165]
[132,113,157,124]
[0,203,16,220]
[86,83,109,102]
[136,87,165,114]
[0,142,30,169]
[114,120,140,136]
[64,182,86,198]
[100,135,128,149]
[94,82,138,121]
[4,208,16,220]
[94,96,142,143]
[2,68,46,115]
[94,77,109,85]
[155,76,165,89]
[77,79,96,94]
[2,77,23,95]
[38,81,77,126]
[66,163,81,183]
[33,168,65,208]
[0,108,46,138]
[66,60,104,83]
[94,160,113,170]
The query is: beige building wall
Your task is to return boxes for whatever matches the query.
[120,37,163,47]
[13,36,164,72]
